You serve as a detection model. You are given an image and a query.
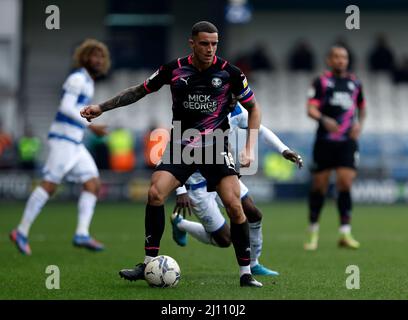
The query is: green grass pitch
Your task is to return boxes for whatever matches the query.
[0,201,407,300]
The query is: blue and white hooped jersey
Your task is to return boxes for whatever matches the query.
[228,102,248,133]
[48,68,93,144]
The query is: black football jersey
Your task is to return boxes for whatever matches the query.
[144,55,255,144]
[308,71,365,141]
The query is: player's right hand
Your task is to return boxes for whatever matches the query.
[174,193,193,217]
[321,116,339,133]
[80,104,102,122]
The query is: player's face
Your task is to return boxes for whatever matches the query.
[190,32,218,65]
[86,48,105,76]
[328,48,349,73]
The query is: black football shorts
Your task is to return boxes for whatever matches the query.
[311,139,359,172]
[155,140,239,192]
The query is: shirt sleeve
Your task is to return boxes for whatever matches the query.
[230,103,249,130]
[144,63,173,93]
[60,73,89,127]
[259,125,289,154]
[307,77,323,108]
[228,64,255,105]
[229,102,288,153]
[63,73,85,96]
[175,185,187,195]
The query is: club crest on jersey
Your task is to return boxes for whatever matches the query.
[211,77,222,88]
[348,81,356,91]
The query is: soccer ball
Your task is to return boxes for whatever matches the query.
[144,255,181,288]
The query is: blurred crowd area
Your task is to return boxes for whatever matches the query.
[232,34,408,82]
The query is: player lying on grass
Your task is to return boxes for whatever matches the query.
[171,103,303,275]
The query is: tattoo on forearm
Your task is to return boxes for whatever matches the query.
[100,84,146,112]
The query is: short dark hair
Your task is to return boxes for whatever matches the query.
[191,21,218,37]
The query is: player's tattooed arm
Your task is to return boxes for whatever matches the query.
[99,84,147,112]
[80,84,148,121]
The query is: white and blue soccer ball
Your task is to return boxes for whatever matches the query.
[144,255,181,288]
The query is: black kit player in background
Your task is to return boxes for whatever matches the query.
[81,21,264,287]
[304,46,366,251]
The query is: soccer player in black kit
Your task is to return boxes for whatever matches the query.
[304,46,366,251]
[81,21,263,287]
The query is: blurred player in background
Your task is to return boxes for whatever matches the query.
[304,46,366,251]
[171,102,303,276]
[10,39,111,255]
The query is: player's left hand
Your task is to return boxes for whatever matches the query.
[282,149,303,169]
[174,193,193,217]
[349,122,361,140]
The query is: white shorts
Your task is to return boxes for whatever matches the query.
[187,187,225,233]
[42,139,99,184]
[187,180,249,233]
